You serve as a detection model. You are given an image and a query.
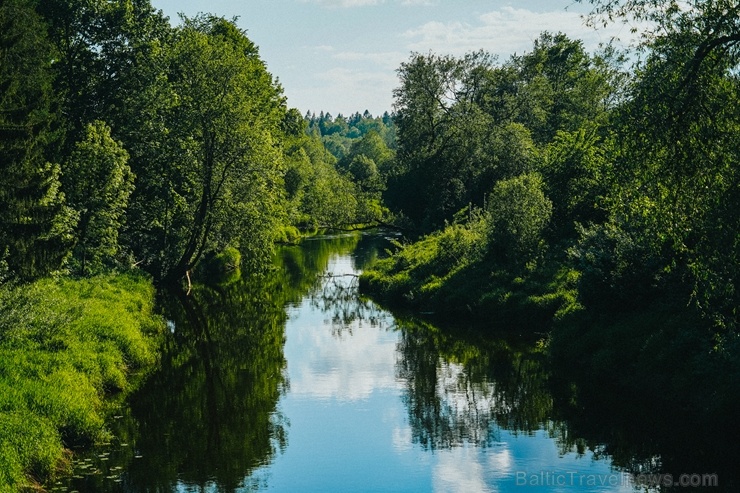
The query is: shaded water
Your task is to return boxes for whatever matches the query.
[54,233,729,492]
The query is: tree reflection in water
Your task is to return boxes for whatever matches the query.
[121,234,373,491]
[395,320,552,450]
[59,232,734,492]
[124,280,289,491]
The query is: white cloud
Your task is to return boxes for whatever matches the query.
[286,255,400,400]
[287,316,399,400]
[488,447,514,478]
[403,6,638,58]
[433,447,495,493]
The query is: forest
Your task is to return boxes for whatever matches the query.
[1,0,739,490]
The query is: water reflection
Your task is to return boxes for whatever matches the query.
[123,277,289,491]
[396,319,552,451]
[56,232,733,492]
[283,242,395,402]
[122,235,379,490]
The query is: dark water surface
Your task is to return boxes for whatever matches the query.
[53,233,729,492]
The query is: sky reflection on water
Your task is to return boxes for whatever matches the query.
[251,249,635,493]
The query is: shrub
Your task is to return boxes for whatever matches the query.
[487,173,552,268]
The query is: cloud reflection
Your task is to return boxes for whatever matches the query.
[286,256,400,402]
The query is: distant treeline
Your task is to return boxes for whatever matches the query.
[304,110,396,159]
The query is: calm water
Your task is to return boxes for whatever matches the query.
[55,233,725,492]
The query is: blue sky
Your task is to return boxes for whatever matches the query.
[149,0,635,116]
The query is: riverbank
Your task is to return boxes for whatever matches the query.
[358,221,578,330]
[0,273,163,491]
[359,224,740,452]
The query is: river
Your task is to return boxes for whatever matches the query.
[53,232,724,492]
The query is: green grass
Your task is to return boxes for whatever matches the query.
[359,220,580,329]
[0,273,163,491]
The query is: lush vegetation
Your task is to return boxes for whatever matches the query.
[0,274,162,490]
[0,0,391,488]
[361,0,740,427]
[0,0,385,286]
[3,0,739,487]
[291,111,397,229]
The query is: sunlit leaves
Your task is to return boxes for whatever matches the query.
[64,121,134,275]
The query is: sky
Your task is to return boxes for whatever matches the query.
[149,0,636,116]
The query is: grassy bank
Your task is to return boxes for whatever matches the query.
[359,221,578,330]
[0,273,163,491]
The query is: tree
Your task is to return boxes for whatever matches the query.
[391,51,496,229]
[578,0,740,329]
[0,0,76,280]
[542,125,609,240]
[38,0,172,144]
[339,130,393,194]
[487,173,552,268]
[64,121,134,275]
[492,32,614,145]
[128,15,287,282]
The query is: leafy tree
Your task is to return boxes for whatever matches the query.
[38,0,172,143]
[513,33,613,144]
[487,173,552,267]
[339,130,393,195]
[63,120,134,275]
[281,116,362,229]
[391,51,496,229]
[579,0,740,328]
[542,125,610,240]
[119,16,287,281]
[299,160,358,228]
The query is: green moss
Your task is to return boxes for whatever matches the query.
[0,272,163,490]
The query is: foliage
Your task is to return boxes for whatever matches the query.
[197,246,242,284]
[0,273,162,490]
[64,121,134,275]
[283,133,362,229]
[369,4,740,340]
[117,15,288,282]
[542,125,610,239]
[305,110,396,160]
[1,0,382,285]
[487,172,552,267]
[361,216,488,307]
[124,279,287,491]
[388,37,613,231]
[574,0,740,328]
[396,317,553,449]
[0,0,76,281]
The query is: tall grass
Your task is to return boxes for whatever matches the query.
[0,273,163,491]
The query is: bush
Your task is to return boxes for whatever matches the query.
[199,247,243,284]
[487,173,552,268]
